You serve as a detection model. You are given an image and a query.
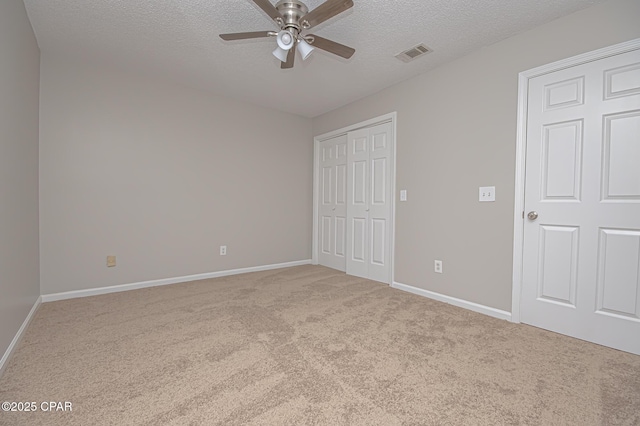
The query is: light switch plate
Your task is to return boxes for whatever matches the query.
[479,186,496,202]
[400,190,407,201]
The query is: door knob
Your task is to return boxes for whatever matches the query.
[332,206,336,211]
[527,211,538,221]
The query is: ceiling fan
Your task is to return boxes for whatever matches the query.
[220,0,355,69]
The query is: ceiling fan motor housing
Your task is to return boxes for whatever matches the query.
[275,0,309,33]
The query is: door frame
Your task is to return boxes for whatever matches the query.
[312,112,397,284]
[511,38,640,323]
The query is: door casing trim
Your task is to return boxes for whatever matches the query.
[511,38,640,323]
[312,112,397,284]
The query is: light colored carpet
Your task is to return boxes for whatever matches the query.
[1,265,639,425]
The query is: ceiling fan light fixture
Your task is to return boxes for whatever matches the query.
[220,0,356,69]
[272,46,290,62]
[297,38,314,60]
[276,30,295,51]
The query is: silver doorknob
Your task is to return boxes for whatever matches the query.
[527,211,538,221]
[332,207,336,211]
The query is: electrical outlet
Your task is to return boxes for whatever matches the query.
[220,245,227,256]
[434,260,443,274]
[400,190,407,201]
[479,186,496,202]
[106,255,116,267]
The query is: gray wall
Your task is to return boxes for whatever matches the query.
[0,0,41,364]
[39,55,313,294]
[313,0,640,312]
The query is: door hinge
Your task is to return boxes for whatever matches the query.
[522,211,525,219]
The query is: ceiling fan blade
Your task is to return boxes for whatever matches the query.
[281,46,295,69]
[308,35,355,59]
[300,0,353,30]
[219,31,275,41]
[252,0,283,22]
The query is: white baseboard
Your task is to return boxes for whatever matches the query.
[41,260,312,303]
[0,296,42,376]
[392,282,512,321]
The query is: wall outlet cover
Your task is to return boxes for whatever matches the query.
[479,186,496,202]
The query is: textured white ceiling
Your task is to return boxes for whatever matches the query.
[24,0,605,117]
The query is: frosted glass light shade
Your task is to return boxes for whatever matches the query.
[297,39,314,60]
[273,46,289,62]
[276,30,295,51]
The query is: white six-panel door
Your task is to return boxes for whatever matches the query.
[318,135,348,271]
[346,122,393,283]
[521,48,640,355]
[345,128,369,278]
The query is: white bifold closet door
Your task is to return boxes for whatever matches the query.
[346,122,393,283]
[318,134,348,271]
